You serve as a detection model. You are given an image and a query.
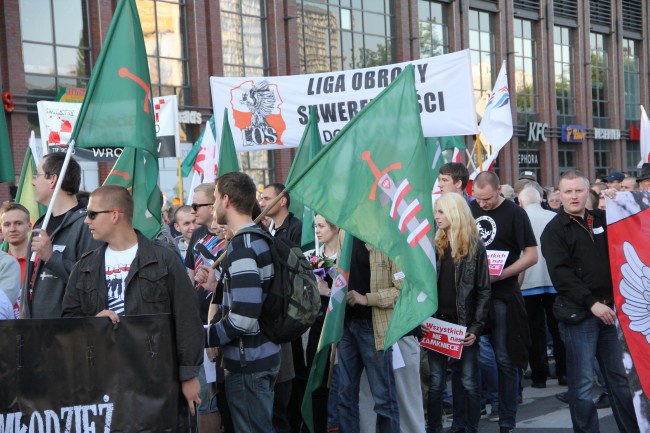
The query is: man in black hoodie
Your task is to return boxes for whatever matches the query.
[22,152,99,318]
[541,170,639,433]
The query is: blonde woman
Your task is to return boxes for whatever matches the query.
[422,192,491,433]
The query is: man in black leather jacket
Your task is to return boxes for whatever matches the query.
[62,185,204,418]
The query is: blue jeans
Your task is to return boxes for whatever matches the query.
[427,343,480,433]
[490,299,519,428]
[225,364,280,433]
[559,316,639,433]
[338,318,399,433]
[328,363,340,427]
[478,335,499,406]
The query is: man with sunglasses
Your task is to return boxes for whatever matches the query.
[21,152,99,319]
[62,185,204,419]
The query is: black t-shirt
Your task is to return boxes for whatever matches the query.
[46,203,84,236]
[470,198,536,298]
[347,236,372,320]
[436,245,457,321]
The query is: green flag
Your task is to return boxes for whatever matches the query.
[15,147,45,224]
[217,109,240,176]
[286,106,324,250]
[104,147,161,239]
[71,0,157,157]
[0,90,15,183]
[426,135,467,184]
[301,234,352,432]
[287,65,437,349]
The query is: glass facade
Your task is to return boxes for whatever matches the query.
[623,38,641,173]
[296,0,395,73]
[590,32,608,127]
[469,9,495,105]
[558,142,577,174]
[221,0,269,77]
[418,1,448,58]
[513,18,537,122]
[554,26,574,125]
[221,0,273,186]
[593,140,610,179]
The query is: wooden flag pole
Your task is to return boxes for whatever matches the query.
[176,157,184,202]
[211,188,288,269]
[476,134,484,172]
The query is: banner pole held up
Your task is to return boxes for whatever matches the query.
[30,139,77,262]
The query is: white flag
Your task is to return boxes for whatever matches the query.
[479,60,513,152]
[196,120,218,182]
[639,105,650,168]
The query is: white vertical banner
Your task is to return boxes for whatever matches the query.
[153,95,180,158]
[638,105,650,168]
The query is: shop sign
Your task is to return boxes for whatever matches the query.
[527,122,548,142]
[594,128,621,140]
[179,110,202,124]
[562,124,586,143]
[518,151,540,166]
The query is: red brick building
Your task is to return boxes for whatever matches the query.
[0,0,646,202]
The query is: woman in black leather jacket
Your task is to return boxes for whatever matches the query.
[422,192,491,433]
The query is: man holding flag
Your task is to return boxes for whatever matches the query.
[21,152,99,318]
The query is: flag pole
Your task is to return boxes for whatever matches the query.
[30,140,76,262]
[211,188,288,269]
[177,157,184,202]
[476,134,484,171]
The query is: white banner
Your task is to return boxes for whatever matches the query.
[210,50,478,152]
[37,97,180,161]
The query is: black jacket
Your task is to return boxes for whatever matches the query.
[541,208,611,314]
[62,232,204,381]
[273,212,303,245]
[437,240,492,337]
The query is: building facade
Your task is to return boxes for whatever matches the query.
[0,0,646,202]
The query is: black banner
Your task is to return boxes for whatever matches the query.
[0,315,189,432]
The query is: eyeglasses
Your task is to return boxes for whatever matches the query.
[191,203,213,212]
[32,173,49,180]
[87,210,124,220]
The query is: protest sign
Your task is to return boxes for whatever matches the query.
[211,50,477,151]
[420,317,467,359]
[0,315,187,432]
[486,250,509,276]
[37,96,179,161]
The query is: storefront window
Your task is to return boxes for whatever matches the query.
[590,32,608,128]
[554,26,574,125]
[518,141,541,184]
[513,18,537,122]
[469,9,495,105]
[623,38,641,173]
[558,142,577,178]
[418,1,448,58]
[593,141,611,179]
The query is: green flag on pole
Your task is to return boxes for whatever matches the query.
[426,135,467,184]
[181,140,201,178]
[286,65,437,349]
[286,106,324,251]
[104,147,162,239]
[217,109,240,176]
[70,0,157,157]
[0,90,15,183]
[301,234,353,433]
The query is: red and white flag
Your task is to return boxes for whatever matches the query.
[606,191,650,426]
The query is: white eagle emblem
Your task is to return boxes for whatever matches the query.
[620,241,650,344]
[239,80,276,129]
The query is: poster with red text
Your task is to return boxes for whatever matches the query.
[606,191,650,430]
[420,318,466,359]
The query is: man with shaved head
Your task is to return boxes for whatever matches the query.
[62,185,204,419]
[470,171,538,433]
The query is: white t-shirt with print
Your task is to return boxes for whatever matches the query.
[104,243,138,315]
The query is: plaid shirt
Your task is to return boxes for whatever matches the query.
[366,245,402,351]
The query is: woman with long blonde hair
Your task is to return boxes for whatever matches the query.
[422,192,491,433]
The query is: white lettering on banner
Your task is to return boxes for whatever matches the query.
[178,111,203,124]
[91,147,123,159]
[527,122,548,142]
[594,128,621,140]
[211,50,479,151]
[0,397,114,433]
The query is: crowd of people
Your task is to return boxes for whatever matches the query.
[0,152,649,433]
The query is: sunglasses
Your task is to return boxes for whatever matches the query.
[87,209,124,220]
[191,203,213,212]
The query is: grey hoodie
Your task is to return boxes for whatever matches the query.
[0,250,20,316]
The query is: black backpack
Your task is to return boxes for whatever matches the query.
[235,227,320,344]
